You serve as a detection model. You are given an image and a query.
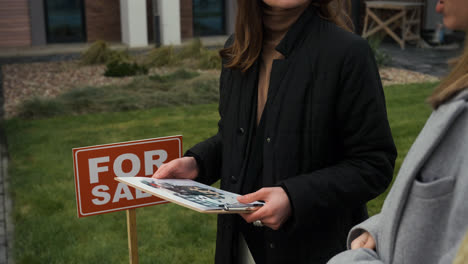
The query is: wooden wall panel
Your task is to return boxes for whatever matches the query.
[0,0,32,47]
[180,0,193,39]
[84,0,121,42]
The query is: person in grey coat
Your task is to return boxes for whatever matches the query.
[328,0,468,263]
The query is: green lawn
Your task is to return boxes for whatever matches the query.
[366,82,435,214]
[4,82,437,263]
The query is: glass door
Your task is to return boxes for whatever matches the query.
[193,0,225,36]
[44,0,86,43]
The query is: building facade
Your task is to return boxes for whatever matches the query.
[0,0,236,48]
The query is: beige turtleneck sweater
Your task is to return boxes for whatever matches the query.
[257,3,309,124]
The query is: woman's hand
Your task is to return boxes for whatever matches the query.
[351,231,376,250]
[237,187,292,230]
[152,157,199,180]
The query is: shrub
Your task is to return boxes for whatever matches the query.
[80,40,130,65]
[108,49,131,63]
[368,36,391,67]
[59,87,104,113]
[198,49,221,69]
[82,40,145,77]
[15,69,220,119]
[80,40,112,65]
[149,69,200,82]
[177,38,203,59]
[104,60,149,77]
[145,46,176,67]
[143,39,221,69]
[192,78,219,102]
[18,97,64,119]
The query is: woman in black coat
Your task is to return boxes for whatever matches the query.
[153,0,397,263]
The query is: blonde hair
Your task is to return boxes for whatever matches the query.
[429,33,468,108]
[453,230,468,264]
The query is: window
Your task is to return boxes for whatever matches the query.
[193,0,225,36]
[44,0,86,43]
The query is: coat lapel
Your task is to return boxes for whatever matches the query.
[264,7,317,111]
[266,59,290,109]
[239,61,259,127]
[380,97,467,263]
[233,62,260,194]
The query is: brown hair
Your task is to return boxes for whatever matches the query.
[220,0,353,72]
[429,34,468,108]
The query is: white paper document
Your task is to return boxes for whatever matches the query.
[115,177,264,214]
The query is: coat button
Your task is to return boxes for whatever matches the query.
[230,175,238,184]
[266,137,271,143]
[269,242,275,249]
[238,127,245,135]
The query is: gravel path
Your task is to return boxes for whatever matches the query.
[380,67,438,86]
[2,61,136,118]
[1,60,439,119]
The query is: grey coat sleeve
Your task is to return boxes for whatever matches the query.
[326,214,384,264]
[347,214,382,249]
[328,237,464,264]
[327,248,383,264]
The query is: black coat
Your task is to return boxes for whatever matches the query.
[186,6,397,264]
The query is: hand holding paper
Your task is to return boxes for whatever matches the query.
[238,187,292,230]
[152,157,199,180]
[116,177,264,214]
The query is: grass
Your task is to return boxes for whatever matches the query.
[149,68,201,82]
[4,81,438,263]
[6,104,220,264]
[366,82,436,215]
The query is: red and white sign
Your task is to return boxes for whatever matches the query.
[73,136,182,217]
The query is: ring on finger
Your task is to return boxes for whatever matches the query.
[253,220,263,227]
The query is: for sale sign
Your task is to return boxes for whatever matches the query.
[73,136,182,217]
